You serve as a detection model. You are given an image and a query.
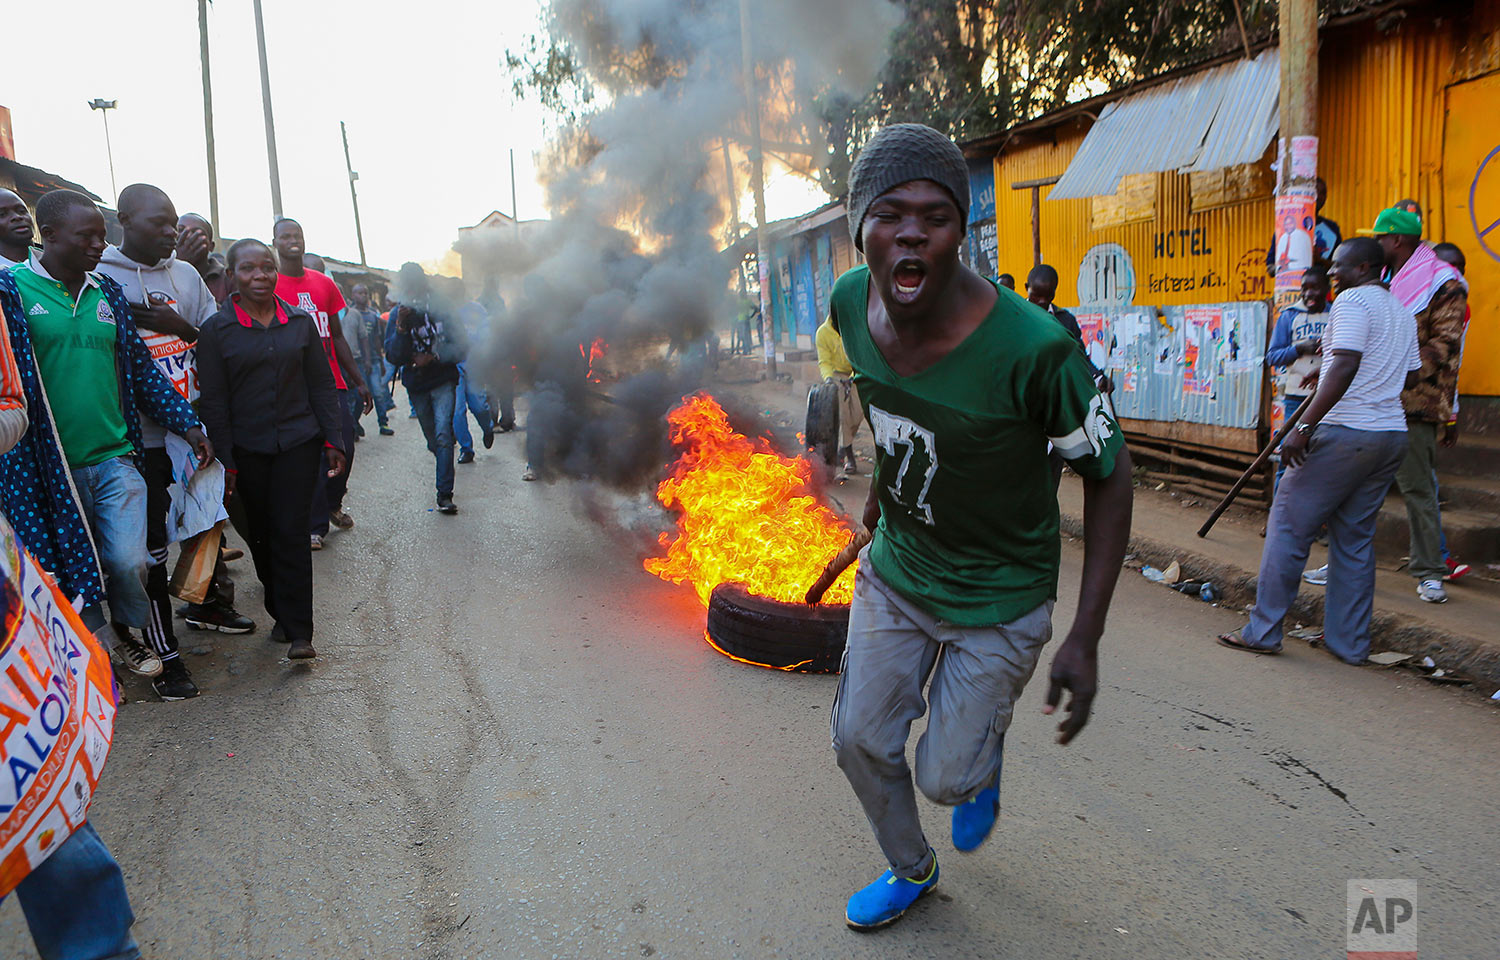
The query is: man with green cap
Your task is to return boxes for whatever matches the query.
[827,122,1134,930]
[1375,206,1468,604]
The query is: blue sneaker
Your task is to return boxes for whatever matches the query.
[845,856,939,930]
[952,780,1000,852]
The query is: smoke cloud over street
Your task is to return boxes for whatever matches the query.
[456,0,900,489]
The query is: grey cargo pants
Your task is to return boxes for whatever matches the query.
[831,555,1053,877]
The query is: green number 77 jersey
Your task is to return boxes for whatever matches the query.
[831,266,1123,626]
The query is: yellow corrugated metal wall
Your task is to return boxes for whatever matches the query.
[993,124,1274,311]
[992,5,1499,390]
[1317,18,1454,241]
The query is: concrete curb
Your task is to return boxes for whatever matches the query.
[1059,511,1500,689]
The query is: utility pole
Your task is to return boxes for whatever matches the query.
[509,148,520,242]
[1273,0,1317,311]
[87,99,119,204]
[252,0,283,219]
[1268,0,1318,451]
[738,0,776,377]
[197,0,220,237]
[340,121,367,267]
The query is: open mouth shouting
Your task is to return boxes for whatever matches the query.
[891,257,928,305]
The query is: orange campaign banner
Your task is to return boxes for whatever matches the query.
[0,516,115,897]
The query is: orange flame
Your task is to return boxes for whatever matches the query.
[579,338,607,383]
[644,394,857,606]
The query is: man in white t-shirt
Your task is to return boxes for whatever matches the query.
[1219,237,1420,665]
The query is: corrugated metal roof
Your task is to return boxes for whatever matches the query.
[0,157,102,202]
[1191,51,1281,173]
[1049,49,1280,200]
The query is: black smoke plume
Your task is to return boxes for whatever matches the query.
[457,0,900,489]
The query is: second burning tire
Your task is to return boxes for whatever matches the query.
[705,582,849,673]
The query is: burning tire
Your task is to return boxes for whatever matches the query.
[804,382,839,467]
[705,582,849,673]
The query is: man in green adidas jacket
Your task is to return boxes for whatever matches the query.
[828,124,1134,930]
[4,190,211,675]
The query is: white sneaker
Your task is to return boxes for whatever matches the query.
[1417,579,1448,603]
[1302,564,1329,586]
[111,631,164,678]
[310,534,324,551]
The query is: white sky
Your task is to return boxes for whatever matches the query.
[1,0,825,274]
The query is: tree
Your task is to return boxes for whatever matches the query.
[506,0,1279,204]
[810,0,1276,195]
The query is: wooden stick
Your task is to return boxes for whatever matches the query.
[805,528,872,604]
[1197,403,1308,538]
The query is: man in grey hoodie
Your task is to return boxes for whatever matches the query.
[98,184,253,700]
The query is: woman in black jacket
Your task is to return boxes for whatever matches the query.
[196,238,345,659]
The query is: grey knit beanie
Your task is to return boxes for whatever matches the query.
[847,123,969,251]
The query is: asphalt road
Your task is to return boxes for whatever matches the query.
[4,404,1497,960]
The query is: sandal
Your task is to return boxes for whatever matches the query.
[1217,632,1282,655]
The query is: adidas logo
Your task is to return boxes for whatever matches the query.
[27,303,46,316]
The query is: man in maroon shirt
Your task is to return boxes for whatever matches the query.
[273,219,371,549]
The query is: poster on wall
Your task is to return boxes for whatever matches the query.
[1290,136,1318,181]
[1223,310,1256,372]
[1181,306,1224,396]
[1074,312,1111,373]
[1106,310,1154,393]
[1154,336,1176,376]
[1273,187,1317,311]
[1108,311,1145,369]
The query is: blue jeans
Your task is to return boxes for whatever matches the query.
[410,383,457,497]
[14,821,141,960]
[453,364,493,454]
[1273,396,1306,494]
[363,358,394,426]
[70,456,150,628]
[1244,425,1408,663]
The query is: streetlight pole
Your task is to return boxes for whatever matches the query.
[252,0,284,219]
[87,99,119,204]
[198,0,220,237]
[340,121,367,267]
[737,0,776,377]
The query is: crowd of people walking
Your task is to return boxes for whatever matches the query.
[0,181,527,957]
[0,184,515,692]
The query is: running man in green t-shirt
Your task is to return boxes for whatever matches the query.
[828,124,1134,930]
